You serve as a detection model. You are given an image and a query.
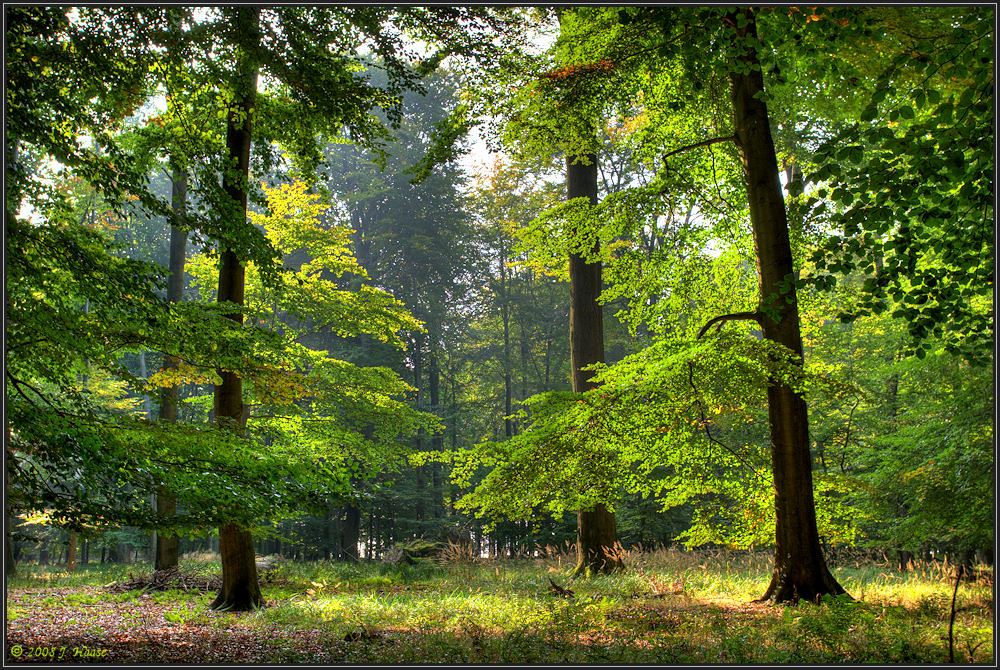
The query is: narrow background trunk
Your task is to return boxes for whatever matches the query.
[155,167,187,572]
[428,329,445,519]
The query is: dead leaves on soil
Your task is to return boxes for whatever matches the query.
[6,587,348,664]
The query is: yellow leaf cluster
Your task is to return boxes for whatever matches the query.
[250,364,309,405]
[147,362,221,389]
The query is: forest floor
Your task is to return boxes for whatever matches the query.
[5,548,994,664]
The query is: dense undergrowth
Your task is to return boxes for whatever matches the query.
[5,548,994,664]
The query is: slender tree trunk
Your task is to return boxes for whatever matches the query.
[727,7,845,603]
[567,153,622,576]
[499,256,514,439]
[412,332,426,526]
[5,467,15,575]
[428,329,444,519]
[519,315,529,411]
[449,361,460,515]
[138,351,153,417]
[341,503,361,561]
[5,528,14,576]
[66,532,77,572]
[155,168,188,572]
[210,6,262,612]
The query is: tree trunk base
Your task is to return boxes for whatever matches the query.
[756,559,848,604]
[573,504,624,577]
[209,586,263,612]
[210,524,263,612]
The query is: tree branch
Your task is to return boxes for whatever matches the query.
[685,361,769,482]
[696,311,762,339]
[662,135,736,166]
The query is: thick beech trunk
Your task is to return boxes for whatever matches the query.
[727,8,845,603]
[155,167,187,572]
[211,6,262,612]
[209,524,261,611]
[566,154,622,576]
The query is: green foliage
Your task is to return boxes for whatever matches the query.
[800,290,993,556]
[439,332,860,548]
[805,8,993,364]
[186,180,439,487]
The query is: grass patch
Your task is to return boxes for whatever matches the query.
[6,551,993,664]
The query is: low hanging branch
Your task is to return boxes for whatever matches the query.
[685,360,769,481]
[661,135,737,168]
[680,311,771,480]
[696,311,762,340]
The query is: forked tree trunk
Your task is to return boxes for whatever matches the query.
[155,167,187,572]
[566,153,622,576]
[210,6,263,612]
[727,7,845,603]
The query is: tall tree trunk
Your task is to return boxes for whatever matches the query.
[137,351,153,417]
[412,332,426,526]
[155,167,188,572]
[154,167,187,570]
[5,522,14,576]
[5,467,15,576]
[210,6,262,612]
[727,7,845,603]
[428,328,444,520]
[566,153,622,576]
[499,254,514,439]
[5,141,17,576]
